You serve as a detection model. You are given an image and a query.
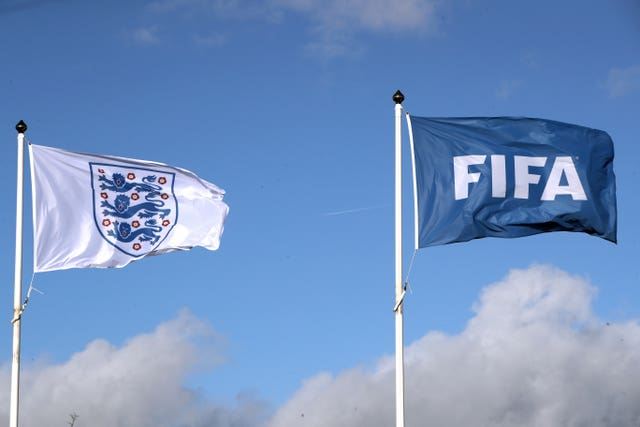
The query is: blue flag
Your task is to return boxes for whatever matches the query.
[408,116,617,247]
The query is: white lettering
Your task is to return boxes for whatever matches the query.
[514,156,547,199]
[491,155,506,198]
[452,154,587,201]
[541,156,587,200]
[454,155,486,200]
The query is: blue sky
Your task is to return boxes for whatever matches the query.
[1,0,639,426]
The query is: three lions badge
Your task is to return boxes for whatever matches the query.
[90,163,178,257]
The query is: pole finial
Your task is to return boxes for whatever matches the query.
[15,120,27,134]
[392,90,405,104]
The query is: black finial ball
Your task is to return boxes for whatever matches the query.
[16,120,28,134]
[392,90,405,104]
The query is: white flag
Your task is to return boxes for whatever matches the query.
[29,144,229,272]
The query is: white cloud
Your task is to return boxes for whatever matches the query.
[275,0,439,59]
[141,0,438,57]
[6,266,635,427]
[275,0,436,33]
[149,0,437,31]
[144,0,282,47]
[267,265,640,427]
[496,79,523,100]
[606,65,640,98]
[0,310,266,427]
[128,27,161,46]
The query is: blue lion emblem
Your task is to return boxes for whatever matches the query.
[108,220,163,244]
[101,194,171,219]
[99,173,162,193]
[91,162,177,257]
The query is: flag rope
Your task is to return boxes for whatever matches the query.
[394,249,417,312]
[10,274,41,324]
[403,249,417,294]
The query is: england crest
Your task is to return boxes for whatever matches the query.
[90,162,178,257]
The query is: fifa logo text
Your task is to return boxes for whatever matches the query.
[453,155,587,201]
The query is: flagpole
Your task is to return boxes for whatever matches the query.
[393,90,405,427]
[10,120,27,427]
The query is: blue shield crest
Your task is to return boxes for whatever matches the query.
[90,162,178,257]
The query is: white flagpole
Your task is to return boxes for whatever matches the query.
[392,90,405,427]
[10,120,27,427]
